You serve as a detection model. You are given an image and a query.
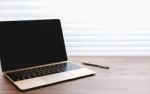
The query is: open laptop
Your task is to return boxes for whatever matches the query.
[0,19,95,91]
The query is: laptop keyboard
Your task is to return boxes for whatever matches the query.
[5,63,81,81]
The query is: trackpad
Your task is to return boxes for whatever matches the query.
[40,71,74,83]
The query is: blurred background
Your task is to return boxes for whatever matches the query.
[0,0,150,56]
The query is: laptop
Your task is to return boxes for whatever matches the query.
[0,19,95,91]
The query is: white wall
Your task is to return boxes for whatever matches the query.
[0,0,150,56]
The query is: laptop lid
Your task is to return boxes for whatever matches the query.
[0,19,68,72]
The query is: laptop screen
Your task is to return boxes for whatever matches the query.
[0,19,68,71]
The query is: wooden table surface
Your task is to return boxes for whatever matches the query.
[1,56,150,94]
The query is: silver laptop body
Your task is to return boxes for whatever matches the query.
[0,19,95,91]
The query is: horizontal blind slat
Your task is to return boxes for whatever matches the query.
[68,52,150,56]
[65,42,150,47]
[64,36,150,42]
[63,30,150,36]
[67,47,150,52]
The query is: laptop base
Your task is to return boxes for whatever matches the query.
[5,67,95,91]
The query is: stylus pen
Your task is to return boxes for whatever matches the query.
[82,62,109,69]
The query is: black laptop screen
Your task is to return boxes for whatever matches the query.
[0,19,68,71]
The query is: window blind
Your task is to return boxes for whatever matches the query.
[0,0,150,56]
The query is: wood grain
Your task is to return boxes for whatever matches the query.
[1,56,150,94]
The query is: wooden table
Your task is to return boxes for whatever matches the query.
[1,56,150,94]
